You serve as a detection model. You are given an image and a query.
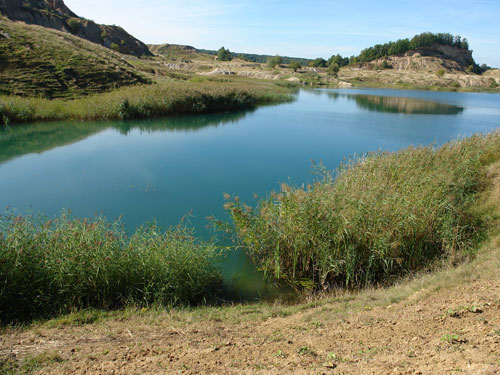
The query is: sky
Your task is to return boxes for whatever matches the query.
[64,0,500,67]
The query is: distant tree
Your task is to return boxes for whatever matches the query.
[289,61,302,72]
[217,47,232,61]
[308,58,327,68]
[436,68,445,77]
[356,32,473,64]
[327,63,340,77]
[267,55,283,68]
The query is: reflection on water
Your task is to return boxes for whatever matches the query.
[0,110,251,165]
[328,92,464,115]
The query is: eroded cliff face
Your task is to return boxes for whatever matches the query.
[0,0,151,56]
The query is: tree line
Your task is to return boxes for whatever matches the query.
[212,32,489,74]
[354,32,470,63]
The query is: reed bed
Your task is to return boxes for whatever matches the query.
[0,79,294,125]
[0,212,223,323]
[220,132,500,289]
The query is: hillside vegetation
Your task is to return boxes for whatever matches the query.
[0,16,148,98]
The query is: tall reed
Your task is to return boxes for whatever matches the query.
[0,79,294,125]
[219,132,500,289]
[0,212,223,323]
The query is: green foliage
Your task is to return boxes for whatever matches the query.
[198,48,310,65]
[381,59,391,69]
[356,32,472,63]
[218,132,500,289]
[100,30,108,39]
[217,46,232,61]
[267,55,283,68]
[0,212,224,323]
[289,61,302,72]
[327,63,340,77]
[308,58,327,68]
[66,18,80,34]
[110,42,120,52]
[328,54,349,67]
[436,68,446,77]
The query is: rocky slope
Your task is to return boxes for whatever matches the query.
[0,0,151,56]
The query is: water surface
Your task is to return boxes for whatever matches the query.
[1,88,499,296]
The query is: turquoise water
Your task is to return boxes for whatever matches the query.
[1,88,499,296]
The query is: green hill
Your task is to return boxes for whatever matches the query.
[0,16,149,98]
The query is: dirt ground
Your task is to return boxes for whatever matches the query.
[1,245,499,375]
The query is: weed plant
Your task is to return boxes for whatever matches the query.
[0,212,223,323]
[219,132,500,289]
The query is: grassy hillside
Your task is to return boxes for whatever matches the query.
[0,16,149,98]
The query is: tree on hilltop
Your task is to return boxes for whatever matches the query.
[217,47,232,61]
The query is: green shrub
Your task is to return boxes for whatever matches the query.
[110,42,120,52]
[66,18,80,34]
[327,63,340,77]
[0,212,223,323]
[267,56,282,68]
[218,132,500,289]
[217,47,232,61]
[381,59,391,69]
[290,61,302,72]
[436,68,445,77]
[100,30,108,39]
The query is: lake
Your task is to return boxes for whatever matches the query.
[1,88,499,296]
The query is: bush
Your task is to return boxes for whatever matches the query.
[218,132,500,289]
[267,56,283,68]
[110,42,120,53]
[327,63,340,77]
[0,212,224,323]
[290,61,302,72]
[66,18,80,34]
[217,47,232,61]
[100,30,108,39]
[436,68,445,77]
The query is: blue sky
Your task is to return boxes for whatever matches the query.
[65,0,500,67]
